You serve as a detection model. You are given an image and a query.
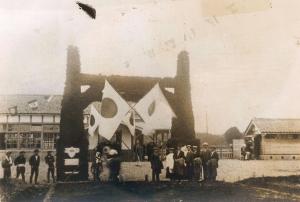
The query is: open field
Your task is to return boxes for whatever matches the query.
[1,159,300,183]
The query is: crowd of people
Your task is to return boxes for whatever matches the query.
[91,145,121,183]
[149,142,219,183]
[1,149,55,184]
[2,142,219,184]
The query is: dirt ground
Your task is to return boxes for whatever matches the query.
[1,159,300,201]
[2,176,300,202]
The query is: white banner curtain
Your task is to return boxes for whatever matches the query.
[122,109,135,136]
[88,105,100,137]
[134,83,176,135]
[98,80,131,140]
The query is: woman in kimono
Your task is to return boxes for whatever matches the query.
[173,146,185,182]
[208,146,219,182]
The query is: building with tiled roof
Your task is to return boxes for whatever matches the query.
[244,118,300,160]
[0,95,71,159]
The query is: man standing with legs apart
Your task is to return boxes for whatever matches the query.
[45,151,55,183]
[29,149,40,184]
[14,151,26,182]
[200,143,211,182]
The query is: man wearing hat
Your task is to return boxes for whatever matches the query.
[107,149,120,182]
[150,147,163,182]
[2,151,13,181]
[200,142,211,181]
[192,146,202,181]
[45,151,55,183]
[29,149,40,184]
[185,145,194,181]
[208,146,219,181]
[14,151,26,182]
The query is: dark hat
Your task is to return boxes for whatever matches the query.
[6,151,12,155]
[34,149,39,153]
[47,151,52,154]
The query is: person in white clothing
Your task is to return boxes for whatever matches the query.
[2,151,13,182]
[165,147,175,181]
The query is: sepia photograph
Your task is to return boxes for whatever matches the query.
[1,0,300,201]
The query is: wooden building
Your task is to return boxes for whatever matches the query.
[244,118,300,160]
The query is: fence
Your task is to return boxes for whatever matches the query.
[216,146,233,159]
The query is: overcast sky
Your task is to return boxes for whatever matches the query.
[1,0,300,134]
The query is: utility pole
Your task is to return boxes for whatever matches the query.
[206,111,209,135]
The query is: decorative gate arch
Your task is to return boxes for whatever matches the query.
[57,46,198,181]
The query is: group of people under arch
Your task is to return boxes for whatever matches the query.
[91,141,219,183]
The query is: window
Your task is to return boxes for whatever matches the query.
[43,133,57,149]
[0,115,7,123]
[20,115,30,123]
[54,115,60,123]
[5,133,18,149]
[7,124,18,132]
[0,124,5,133]
[0,133,5,149]
[265,134,276,139]
[43,115,54,123]
[28,100,38,109]
[8,115,19,123]
[19,133,41,149]
[32,115,42,123]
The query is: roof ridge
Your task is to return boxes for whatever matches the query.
[254,118,300,121]
[0,94,62,96]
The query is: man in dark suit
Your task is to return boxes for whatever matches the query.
[185,145,194,181]
[45,151,55,183]
[14,151,26,182]
[209,146,219,181]
[150,147,163,182]
[200,142,211,181]
[29,149,40,184]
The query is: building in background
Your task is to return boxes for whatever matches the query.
[244,118,300,160]
[0,95,80,159]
